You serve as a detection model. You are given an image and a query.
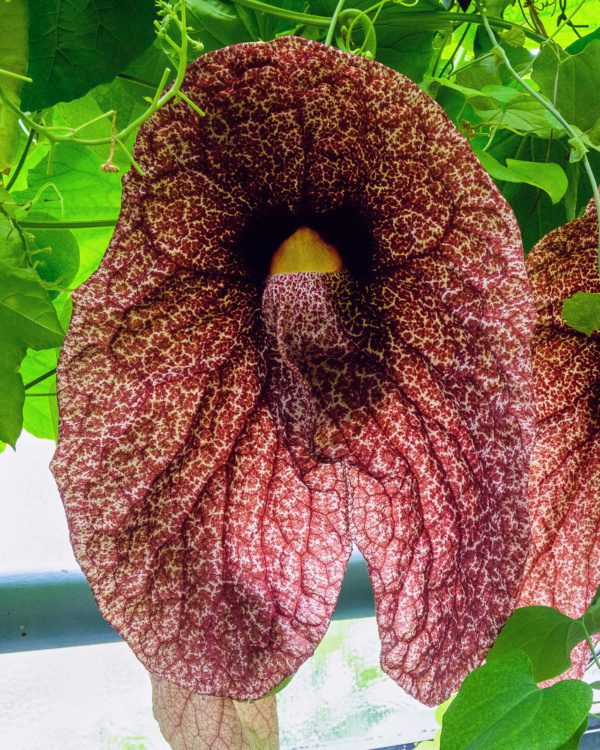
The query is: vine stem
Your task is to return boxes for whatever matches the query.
[547,0,586,42]
[19,220,117,229]
[325,0,346,46]
[439,21,471,77]
[476,0,600,272]
[6,128,34,191]
[229,0,546,43]
[581,620,600,672]
[0,67,32,83]
[24,369,57,391]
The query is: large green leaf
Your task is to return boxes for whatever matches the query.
[20,346,60,442]
[440,651,592,750]
[16,142,123,221]
[486,132,600,252]
[0,0,28,173]
[22,0,157,111]
[532,40,600,144]
[26,212,80,297]
[374,1,445,82]
[476,151,568,204]
[582,585,600,632]
[562,292,600,336]
[484,587,600,686]
[187,0,257,48]
[568,27,600,55]
[441,54,564,138]
[486,606,585,682]
[0,211,64,446]
[14,140,120,285]
[19,292,71,442]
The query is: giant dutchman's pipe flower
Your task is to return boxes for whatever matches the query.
[519,199,600,638]
[51,37,536,707]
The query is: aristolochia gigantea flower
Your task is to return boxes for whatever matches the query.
[519,200,600,633]
[51,37,536,707]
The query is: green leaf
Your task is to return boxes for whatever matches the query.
[264,673,294,697]
[558,718,588,750]
[20,292,71,442]
[582,585,600,631]
[0,214,64,446]
[423,74,523,109]
[486,606,584,682]
[22,0,157,111]
[568,27,600,55]
[14,141,120,285]
[226,0,307,42]
[532,40,600,144]
[486,132,600,252]
[479,84,522,104]
[476,151,568,204]
[187,0,256,49]
[562,292,600,336]
[20,347,59,442]
[16,142,123,221]
[440,651,592,750]
[451,51,562,138]
[374,0,444,82]
[311,0,443,82]
[0,0,28,173]
[86,41,172,138]
[479,97,565,138]
[26,212,80,297]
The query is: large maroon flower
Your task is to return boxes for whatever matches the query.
[519,200,600,628]
[51,37,535,706]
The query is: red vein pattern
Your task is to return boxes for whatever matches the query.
[51,37,535,706]
[519,200,600,643]
[151,674,278,750]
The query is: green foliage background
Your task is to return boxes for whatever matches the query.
[0,0,599,747]
[1,0,599,450]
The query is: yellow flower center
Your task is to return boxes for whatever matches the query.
[269,226,343,275]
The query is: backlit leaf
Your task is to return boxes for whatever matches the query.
[0,211,63,445]
[562,291,600,336]
[22,0,157,111]
[487,605,585,682]
[0,0,28,173]
[187,0,256,49]
[532,40,600,143]
[476,151,568,204]
[440,651,592,750]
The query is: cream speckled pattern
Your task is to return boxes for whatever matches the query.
[519,200,600,631]
[51,37,535,706]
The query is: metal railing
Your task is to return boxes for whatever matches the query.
[0,550,375,653]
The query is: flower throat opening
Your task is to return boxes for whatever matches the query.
[235,206,374,281]
[269,227,342,275]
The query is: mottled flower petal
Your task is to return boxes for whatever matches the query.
[519,200,600,634]
[52,37,535,706]
[151,674,278,750]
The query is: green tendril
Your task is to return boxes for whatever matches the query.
[337,8,377,58]
[0,0,203,175]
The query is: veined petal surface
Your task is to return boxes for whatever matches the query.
[52,37,535,705]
